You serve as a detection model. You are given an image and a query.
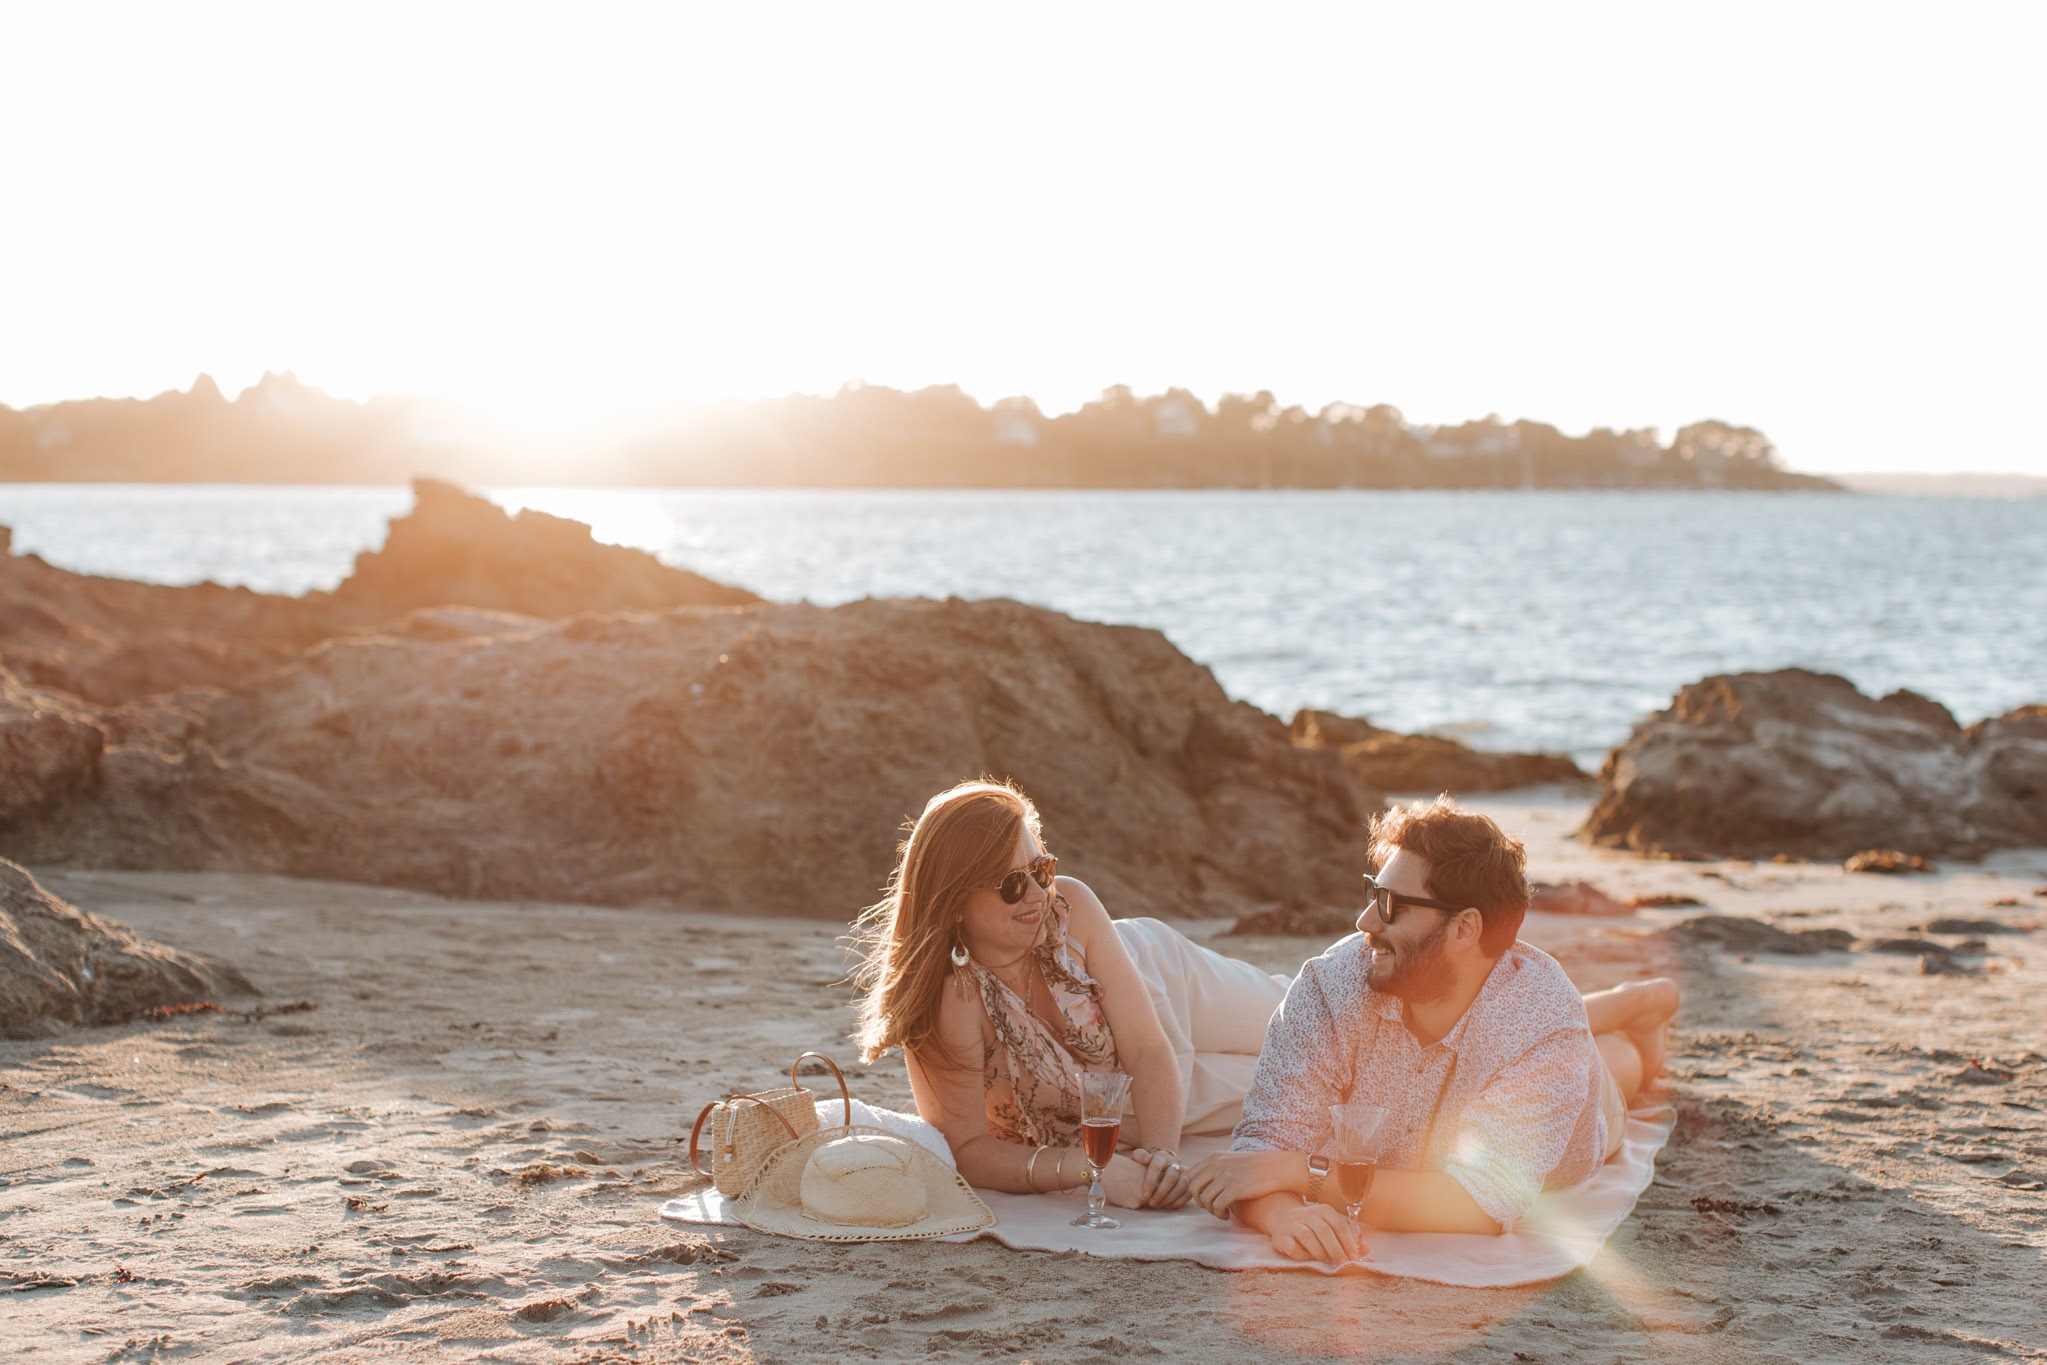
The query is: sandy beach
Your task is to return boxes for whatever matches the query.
[5,789,2043,1363]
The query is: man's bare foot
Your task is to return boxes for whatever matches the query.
[1584,977,1679,1093]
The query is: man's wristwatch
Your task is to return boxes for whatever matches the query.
[1305,1153,1330,1206]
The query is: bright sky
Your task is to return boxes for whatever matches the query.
[2,2,2042,474]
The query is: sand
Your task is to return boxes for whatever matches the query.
[4,790,2044,1364]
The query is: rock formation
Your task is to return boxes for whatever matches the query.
[1581,670,2047,860]
[329,479,759,617]
[0,480,759,706]
[1,482,1383,919]
[2,597,1381,921]
[1,668,103,825]
[0,859,253,1037]
[0,546,345,706]
[1290,709,1587,793]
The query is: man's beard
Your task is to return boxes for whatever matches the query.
[1365,917,1456,1001]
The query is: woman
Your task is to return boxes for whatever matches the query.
[851,779,1290,1209]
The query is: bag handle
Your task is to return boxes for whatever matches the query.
[723,1093,806,1152]
[792,1051,853,1127]
[685,1094,806,1175]
[686,1101,721,1177]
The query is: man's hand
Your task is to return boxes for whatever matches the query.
[1266,1200,1359,1263]
[1186,1149,1306,1218]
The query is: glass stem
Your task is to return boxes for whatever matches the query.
[1089,1164,1105,1220]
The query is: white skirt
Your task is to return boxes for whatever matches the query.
[1113,917,1291,1136]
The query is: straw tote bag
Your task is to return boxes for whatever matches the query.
[688,1051,852,1197]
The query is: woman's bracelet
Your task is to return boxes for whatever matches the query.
[1025,1144,1049,1193]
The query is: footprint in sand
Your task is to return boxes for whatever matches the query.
[63,1083,135,1100]
[221,1101,294,1119]
[232,1273,327,1299]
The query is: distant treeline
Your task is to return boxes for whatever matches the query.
[0,374,1840,491]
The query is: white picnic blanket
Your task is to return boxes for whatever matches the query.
[661,1098,1675,1288]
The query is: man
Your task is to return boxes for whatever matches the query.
[1187,796,1678,1262]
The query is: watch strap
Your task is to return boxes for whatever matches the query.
[1305,1153,1330,1205]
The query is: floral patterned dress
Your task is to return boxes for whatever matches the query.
[959,892,1123,1147]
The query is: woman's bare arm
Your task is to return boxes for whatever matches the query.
[1059,877,1185,1156]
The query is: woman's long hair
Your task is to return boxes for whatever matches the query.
[850,779,1041,1065]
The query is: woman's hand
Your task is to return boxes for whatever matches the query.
[1096,1151,1193,1209]
[1098,1153,1160,1208]
[1132,1146,1192,1209]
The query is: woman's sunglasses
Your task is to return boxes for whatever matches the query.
[996,855,1059,904]
[1361,872,1466,925]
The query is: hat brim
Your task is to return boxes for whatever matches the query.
[732,1125,995,1242]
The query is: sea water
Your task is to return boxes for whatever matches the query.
[3,484,2042,767]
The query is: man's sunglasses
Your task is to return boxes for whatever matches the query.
[1361,872,1466,925]
[996,855,1059,904]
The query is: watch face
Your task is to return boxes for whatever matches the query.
[1309,1155,1331,1173]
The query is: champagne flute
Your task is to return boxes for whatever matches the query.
[1328,1102,1389,1258]
[1070,1071,1133,1229]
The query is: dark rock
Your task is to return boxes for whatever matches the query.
[1528,880,1634,916]
[2,598,1381,921]
[1628,893,1706,909]
[329,479,759,618]
[1658,915,1854,956]
[1913,917,2033,936]
[1582,669,2047,860]
[0,858,254,1037]
[1291,709,1587,793]
[1862,937,1952,958]
[1845,850,1936,875]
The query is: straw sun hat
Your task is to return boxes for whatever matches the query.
[733,1126,994,1242]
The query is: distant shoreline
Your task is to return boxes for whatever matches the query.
[0,375,1837,492]
[1830,471,2047,497]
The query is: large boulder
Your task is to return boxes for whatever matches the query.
[1581,670,2047,860]
[0,859,254,1037]
[1290,709,1587,793]
[328,479,760,617]
[3,598,1381,920]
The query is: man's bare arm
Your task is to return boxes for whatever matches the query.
[1357,1169,1502,1235]
[1192,1150,1503,1236]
